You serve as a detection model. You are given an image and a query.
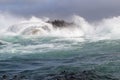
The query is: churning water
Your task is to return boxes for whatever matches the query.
[0,13,120,80]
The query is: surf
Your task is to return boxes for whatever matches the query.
[0,13,120,42]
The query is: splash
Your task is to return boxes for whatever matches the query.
[0,13,120,41]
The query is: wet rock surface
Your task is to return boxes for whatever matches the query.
[0,70,119,80]
[0,74,28,80]
[45,70,119,80]
[48,20,73,27]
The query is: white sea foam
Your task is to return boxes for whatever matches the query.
[0,13,120,41]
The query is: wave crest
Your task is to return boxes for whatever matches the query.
[0,13,120,41]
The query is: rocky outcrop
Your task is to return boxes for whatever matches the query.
[48,20,73,27]
[46,70,119,80]
[0,70,119,80]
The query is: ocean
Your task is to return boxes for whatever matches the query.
[0,14,120,80]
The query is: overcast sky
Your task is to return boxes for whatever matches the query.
[0,0,120,20]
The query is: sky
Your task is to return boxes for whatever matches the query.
[0,0,120,21]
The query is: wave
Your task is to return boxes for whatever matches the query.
[0,13,120,79]
[0,13,120,41]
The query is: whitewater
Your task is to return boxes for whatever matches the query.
[0,13,120,80]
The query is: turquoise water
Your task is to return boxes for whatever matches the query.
[0,36,120,79]
[0,15,120,79]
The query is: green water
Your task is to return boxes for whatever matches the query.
[0,36,120,79]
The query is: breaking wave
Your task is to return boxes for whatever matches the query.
[0,13,120,80]
[0,13,120,41]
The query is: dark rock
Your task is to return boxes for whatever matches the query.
[1,70,118,80]
[2,75,8,80]
[12,75,18,80]
[46,70,119,80]
[47,20,73,27]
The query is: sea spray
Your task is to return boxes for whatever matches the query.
[0,13,120,79]
[0,13,120,41]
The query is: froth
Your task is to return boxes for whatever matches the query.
[0,13,120,41]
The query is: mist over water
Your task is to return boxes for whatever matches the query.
[0,13,120,80]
